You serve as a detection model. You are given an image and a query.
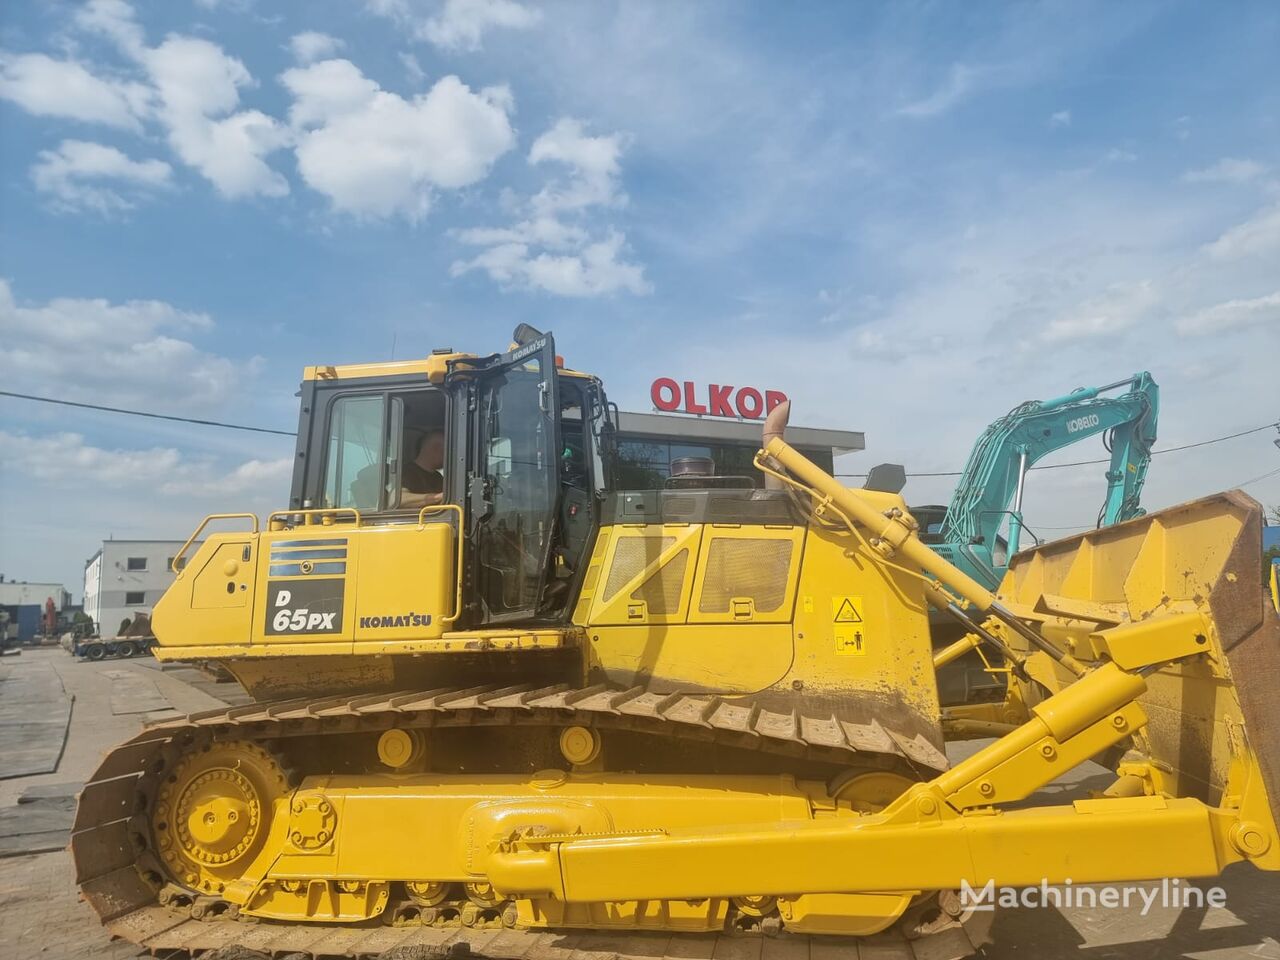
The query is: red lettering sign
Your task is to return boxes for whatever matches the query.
[683,380,708,415]
[735,386,763,419]
[708,383,734,417]
[651,377,680,411]
[648,379,788,420]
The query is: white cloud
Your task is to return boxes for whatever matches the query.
[366,0,540,51]
[0,52,149,130]
[422,0,541,50]
[897,63,977,118]
[289,31,344,64]
[7,2,531,212]
[1042,281,1158,343]
[282,58,380,127]
[31,139,172,214]
[1183,157,1267,184]
[140,35,290,198]
[1176,291,1280,336]
[165,456,294,496]
[456,216,588,250]
[454,230,649,297]
[452,117,648,296]
[1203,204,1280,260]
[281,59,515,219]
[1,431,181,486]
[75,0,147,59]
[0,279,261,411]
[1049,109,1071,128]
[0,430,291,496]
[58,1,290,199]
[399,51,427,85]
[529,117,628,213]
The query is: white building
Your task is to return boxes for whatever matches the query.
[83,540,196,636]
[0,579,69,609]
[0,578,70,643]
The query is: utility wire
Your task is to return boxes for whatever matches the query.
[3,389,1276,480]
[1011,459,1280,530]
[1239,464,1280,488]
[0,390,296,437]
[836,419,1280,479]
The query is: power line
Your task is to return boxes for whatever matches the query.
[836,419,1280,479]
[0,390,296,437]
[4,389,1277,482]
[1239,464,1280,488]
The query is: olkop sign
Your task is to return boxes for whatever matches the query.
[650,378,788,420]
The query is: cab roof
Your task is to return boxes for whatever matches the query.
[302,350,595,385]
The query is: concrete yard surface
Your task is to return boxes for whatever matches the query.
[0,647,1278,959]
[0,655,73,780]
[0,649,244,959]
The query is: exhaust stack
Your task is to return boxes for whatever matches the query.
[761,400,791,490]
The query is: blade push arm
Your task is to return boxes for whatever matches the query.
[486,615,1277,902]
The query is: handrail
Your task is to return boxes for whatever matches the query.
[172,513,259,574]
[266,507,363,528]
[418,503,464,626]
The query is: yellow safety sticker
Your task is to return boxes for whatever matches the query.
[831,595,864,623]
[835,629,867,656]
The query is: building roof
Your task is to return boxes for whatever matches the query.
[97,539,196,544]
[0,581,69,605]
[617,411,864,455]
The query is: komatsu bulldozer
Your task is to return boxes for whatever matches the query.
[73,328,1280,960]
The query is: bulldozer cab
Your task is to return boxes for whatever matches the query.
[287,331,613,627]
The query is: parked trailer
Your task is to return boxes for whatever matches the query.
[71,613,156,661]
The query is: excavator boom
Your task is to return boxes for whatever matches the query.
[938,372,1159,587]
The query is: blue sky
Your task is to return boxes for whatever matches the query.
[2,0,1279,598]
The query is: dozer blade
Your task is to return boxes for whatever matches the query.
[1001,489,1280,850]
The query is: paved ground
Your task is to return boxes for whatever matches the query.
[0,646,1277,959]
[0,647,243,959]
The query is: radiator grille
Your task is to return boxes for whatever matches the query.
[699,538,793,614]
[603,536,676,602]
[631,549,690,615]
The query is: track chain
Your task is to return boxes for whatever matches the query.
[72,682,986,960]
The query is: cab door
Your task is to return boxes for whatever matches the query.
[455,334,561,623]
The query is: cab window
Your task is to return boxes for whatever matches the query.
[475,354,558,617]
[323,395,384,510]
[321,389,447,513]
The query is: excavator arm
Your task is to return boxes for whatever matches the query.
[940,373,1159,587]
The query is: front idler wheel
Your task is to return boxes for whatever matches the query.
[150,739,291,898]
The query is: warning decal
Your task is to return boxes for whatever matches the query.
[831,595,864,623]
[835,629,867,656]
[831,596,867,655]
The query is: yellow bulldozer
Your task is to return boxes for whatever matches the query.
[73,328,1280,959]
